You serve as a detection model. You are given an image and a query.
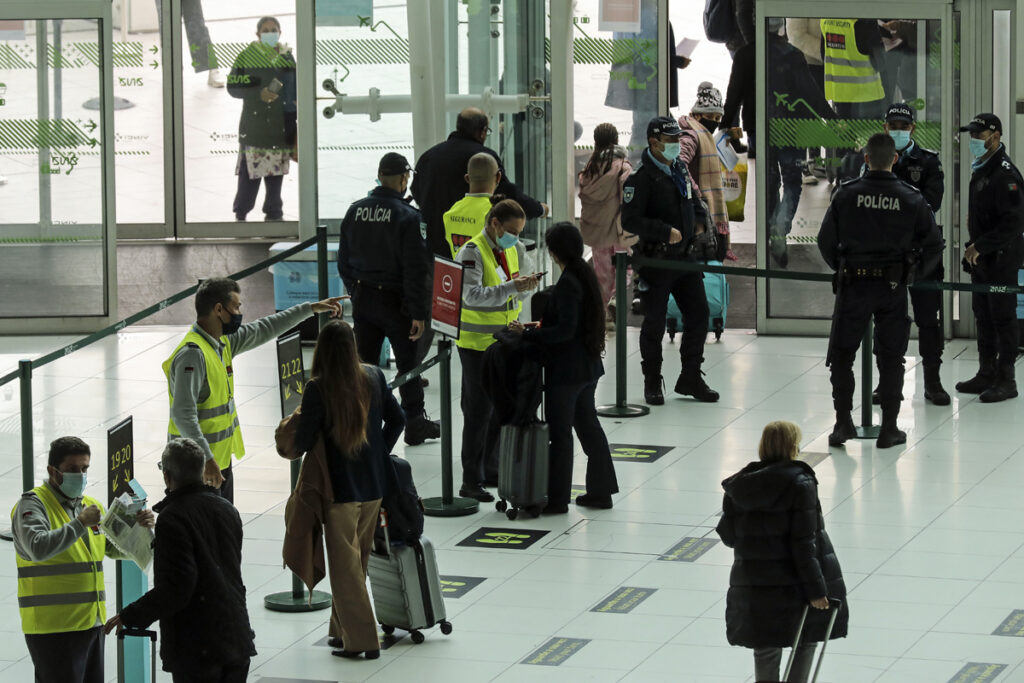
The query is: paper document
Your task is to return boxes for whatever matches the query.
[714,131,740,172]
[676,38,699,59]
[100,492,154,571]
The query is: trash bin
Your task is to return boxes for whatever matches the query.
[269,241,344,343]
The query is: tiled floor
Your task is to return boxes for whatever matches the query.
[0,326,1022,682]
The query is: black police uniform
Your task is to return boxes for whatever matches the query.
[818,170,942,446]
[621,147,717,402]
[338,186,432,434]
[963,144,1024,393]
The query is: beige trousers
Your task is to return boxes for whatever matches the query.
[324,499,382,651]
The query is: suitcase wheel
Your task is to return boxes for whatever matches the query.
[506,507,518,520]
[381,624,395,635]
[495,499,508,513]
[440,620,453,635]
[410,630,425,644]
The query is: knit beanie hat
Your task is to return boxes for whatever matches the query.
[692,81,724,116]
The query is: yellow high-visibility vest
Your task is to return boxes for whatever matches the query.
[163,330,245,469]
[13,485,106,634]
[457,232,521,351]
[443,194,492,258]
[821,19,885,104]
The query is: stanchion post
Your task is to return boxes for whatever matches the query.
[316,224,328,325]
[856,320,880,439]
[20,360,33,492]
[597,251,649,418]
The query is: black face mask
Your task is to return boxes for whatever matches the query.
[698,117,720,132]
[222,311,243,335]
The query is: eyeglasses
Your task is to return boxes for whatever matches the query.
[485,127,493,134]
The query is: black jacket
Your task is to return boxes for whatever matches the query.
[716,460,849,648]
[838,142,944,213]
[967,145,1024,274]
[621,149,709,265]
[338,186,430,320]
[818,170,943,276]
[412,131,544,258]
[522,271,604,387]
[119,484,256,674]
[226,43,297,150]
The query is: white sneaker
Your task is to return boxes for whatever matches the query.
[207,69,226,88]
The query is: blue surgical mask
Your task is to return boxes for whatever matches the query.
[889,130,911,150]
[969,137,989,160]
[496,231,519,249]
[662,142,681,160]
[59,472,87,499]
[260,31,280,48]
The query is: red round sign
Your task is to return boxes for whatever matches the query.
[442,274,454,293]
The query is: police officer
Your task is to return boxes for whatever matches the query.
[956,113,1024,403]
[622,115,719,405]
[819,133,943,449]
[838,103,949,405]
[338,152,440,445]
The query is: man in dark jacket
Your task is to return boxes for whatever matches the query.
[339,152,439,446]
[956,113,1024,403]
[104,438,255,683]
[622,116,719,405]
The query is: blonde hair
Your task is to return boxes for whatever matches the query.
[758,421,802,462]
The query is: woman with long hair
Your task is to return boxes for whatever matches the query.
[292,320,405,660]
[510,222,619,512]
[578,124,635,318]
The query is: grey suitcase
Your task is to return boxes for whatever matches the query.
[495,421,549,520]
[368,510,451,644]
[117,627,157,681]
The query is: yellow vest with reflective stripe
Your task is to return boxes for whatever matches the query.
[13,485,106,634]
[820,19,885,104]
[457,233,522,351]
[163,330,245,469]
[443,195,492,258]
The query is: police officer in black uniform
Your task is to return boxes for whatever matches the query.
[819,133,943,449]
[338,152,440,445]
[838,103,950,405]
[956,113,1024,403]
[622,116,719,405]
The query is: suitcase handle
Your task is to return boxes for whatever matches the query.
[783,598,842,683]
[116,627,157,641]
[378,508,392,551]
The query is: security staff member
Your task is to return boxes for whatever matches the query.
[442,152,501,257]
[622,115,719,406]
[338,152,440,445]
[164,278,342,503]
[957,113,1024,403]
[820,18,885,120]
[455,198,541,501]
[819,133,942,449]
[11,436,154,683]
[837,103,949,405]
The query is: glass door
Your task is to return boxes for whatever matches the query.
[755,1,954,335]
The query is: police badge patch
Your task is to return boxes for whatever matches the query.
[419,222,427,239]
[623,187,635,203]
[909,167,922,183]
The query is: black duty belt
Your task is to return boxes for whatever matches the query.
[840,263,907,283]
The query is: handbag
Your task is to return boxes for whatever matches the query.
[275,406,304,460]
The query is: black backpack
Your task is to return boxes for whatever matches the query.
[704,0,737,44]
[379,454,424,544]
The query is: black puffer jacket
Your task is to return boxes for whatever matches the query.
[120,484,256,674]
[716,460,849,648]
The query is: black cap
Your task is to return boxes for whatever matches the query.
[885,103,915,124]
[960,113,1002,135]
[646,116,683,140]
[378,152,411,176]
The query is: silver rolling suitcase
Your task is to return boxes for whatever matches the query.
[495,421,549,519]
[759,599,842,683]
[117,627,157,681]
[368,510,451,644]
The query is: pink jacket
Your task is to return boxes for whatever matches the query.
[578,155,635,249]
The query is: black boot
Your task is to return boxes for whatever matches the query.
[876,407,907,449]
[828,412,857,447]
[956,358,997,394]
[923,366,951,406]
[642,361,664,405]
[404,414,441,445]
[674,369,720,402]
[979,365,1019,403]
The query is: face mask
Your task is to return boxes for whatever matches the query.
[662,142,681,160]
[260,31,280,48]
[889,130,911,150]
[58,472,87,499]
[698,118,720,133]
[969,137,989,160]
[496,231,519,249]
[222,311,243,335]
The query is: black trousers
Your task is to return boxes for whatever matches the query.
[972,256,1022,366]
[639,268,709,373]
[458,347,500,486]
[546,380,619,506]
[172,659,250,683]
[233,154,284,220]
[352,285,425,419]
[829,280,910,412]
[218,463,234,504]
[25,625,104,683]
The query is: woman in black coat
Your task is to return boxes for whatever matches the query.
[716,421,848,683]
[509,222,619,513]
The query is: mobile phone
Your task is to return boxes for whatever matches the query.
[523,321,541,329]
[530,271,546,279]
[267,78,284,94]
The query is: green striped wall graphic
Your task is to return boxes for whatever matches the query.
[0,119,93,151]
[768,119,941,151]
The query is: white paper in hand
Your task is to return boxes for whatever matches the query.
[676,38,699,59]
[715,131,740,172]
